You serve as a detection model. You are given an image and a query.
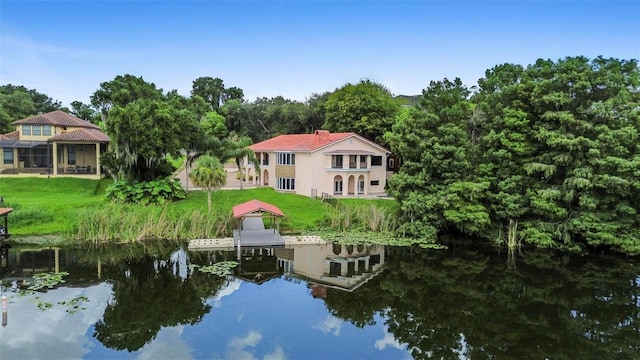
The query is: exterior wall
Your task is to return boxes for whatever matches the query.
[306,137,388,197]
[54,144,98,169]
[0,148,17,172]
[293,153,314,197]
[250,135,389,198]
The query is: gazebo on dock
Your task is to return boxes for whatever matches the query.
[232,200,285,247]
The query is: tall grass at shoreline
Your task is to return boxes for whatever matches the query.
[75,204,235,243]
[323,200,399,232]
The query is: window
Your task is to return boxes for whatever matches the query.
[277,153,295,165]
[331,155,343,168]
[276,177,295,190]
[349,155,357,168]
[58,146,64,164]
[359,155,367,168]
[370,180,380,186]
[21,125,52,136]
[68,145,76,165]
[3,148,13,165]
[334,176,343,194]
[263,153,269,166]
[371,156,383,166]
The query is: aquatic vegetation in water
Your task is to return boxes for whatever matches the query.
[32,295,90,313]
[189,261,239,276]
[4,272,90,314]
[28,271,69,291]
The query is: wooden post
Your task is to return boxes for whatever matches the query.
[2,295,7,327]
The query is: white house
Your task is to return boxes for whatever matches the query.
[247,130,392,198]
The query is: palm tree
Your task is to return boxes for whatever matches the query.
[189,155,227,212]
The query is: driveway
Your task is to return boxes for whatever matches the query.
[175,162,257,191]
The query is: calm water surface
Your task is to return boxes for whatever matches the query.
[0,241,638,359]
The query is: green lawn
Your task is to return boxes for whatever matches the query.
[0,178,349,238]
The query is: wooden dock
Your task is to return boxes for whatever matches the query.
[188,235,326,251]
[0,207,13,239]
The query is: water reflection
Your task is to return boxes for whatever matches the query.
[189,243,386,292]
[0,242,639,359]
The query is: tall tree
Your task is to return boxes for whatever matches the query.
[304,91,331,134]
[222,86,244,103]
[90,74,164,122]
[191,76,225,112]
[385,78,489,241]
[103,98,196,182]
[0,84,62,132]
[221,99,250,136]
[70,100,99,123]
[473,63,534,246]
[324,79,400,145]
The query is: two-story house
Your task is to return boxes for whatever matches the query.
[247,130,391,198]
[0,110,110,178]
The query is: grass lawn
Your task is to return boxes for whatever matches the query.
[0,177,371,238]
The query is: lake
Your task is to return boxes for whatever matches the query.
[0,241,639,359]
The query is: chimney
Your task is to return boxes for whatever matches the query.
[314,130,330,144]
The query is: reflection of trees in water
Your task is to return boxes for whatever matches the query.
[89,244,227,352]
[322,245,640,359]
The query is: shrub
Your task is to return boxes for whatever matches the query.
[105,178,186,205]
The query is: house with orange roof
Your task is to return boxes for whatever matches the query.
[0,110,110,178]
[246,130,392,197]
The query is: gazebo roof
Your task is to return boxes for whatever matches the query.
[232,200,285,218]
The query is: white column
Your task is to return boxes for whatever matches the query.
[95,143,101,177]
[52,143,58,175]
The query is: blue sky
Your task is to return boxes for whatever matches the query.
[1,0,639,107]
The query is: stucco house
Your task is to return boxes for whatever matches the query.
[0,110,110,178]
[246,130,392,198]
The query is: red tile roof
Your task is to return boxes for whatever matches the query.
[250,130,353,152]
[0,131,19,141]
[13,110,101,130]
[232,199,285,218]
[49,128,110,143]
[249,130,389,154]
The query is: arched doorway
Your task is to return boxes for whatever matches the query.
[333,175,343,195]
[245,167,253,184]
[348,175,355,195]
[358,175,365,194]
[263,169,269,186]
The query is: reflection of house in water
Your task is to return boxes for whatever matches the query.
[0,247,101,286]
[277,243,385,292]
[192,243,385,292]
[1,247,68,283]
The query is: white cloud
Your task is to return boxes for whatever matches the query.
[0,283,113,359]
[230,330,263,349]
[137,325,193,360]
[313,315,342,336]
[224,330,263,360]
[375,331,407,351]
[263,345,286,360]
[210,278,242,308]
